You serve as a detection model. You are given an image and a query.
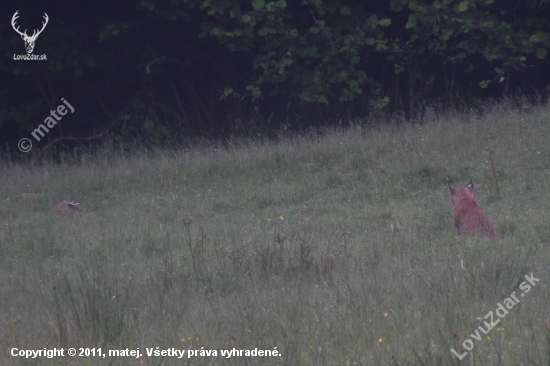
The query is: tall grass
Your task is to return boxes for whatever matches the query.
[1,100,549,365]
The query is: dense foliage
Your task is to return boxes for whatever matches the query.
[2,0,549,150]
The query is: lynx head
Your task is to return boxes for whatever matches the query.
[448,179,474,206]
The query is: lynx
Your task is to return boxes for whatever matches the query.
[448,180,498,239]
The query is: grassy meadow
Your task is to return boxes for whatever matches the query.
[1,101,549,365]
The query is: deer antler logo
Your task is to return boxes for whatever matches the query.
[11,11,49,54]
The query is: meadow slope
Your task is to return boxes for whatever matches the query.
[1,102,549,365]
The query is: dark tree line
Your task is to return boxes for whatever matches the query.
[1,0,549,152]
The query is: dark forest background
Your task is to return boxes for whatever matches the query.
[1,0,549,152]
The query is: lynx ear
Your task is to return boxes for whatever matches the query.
[467,179,474,190]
